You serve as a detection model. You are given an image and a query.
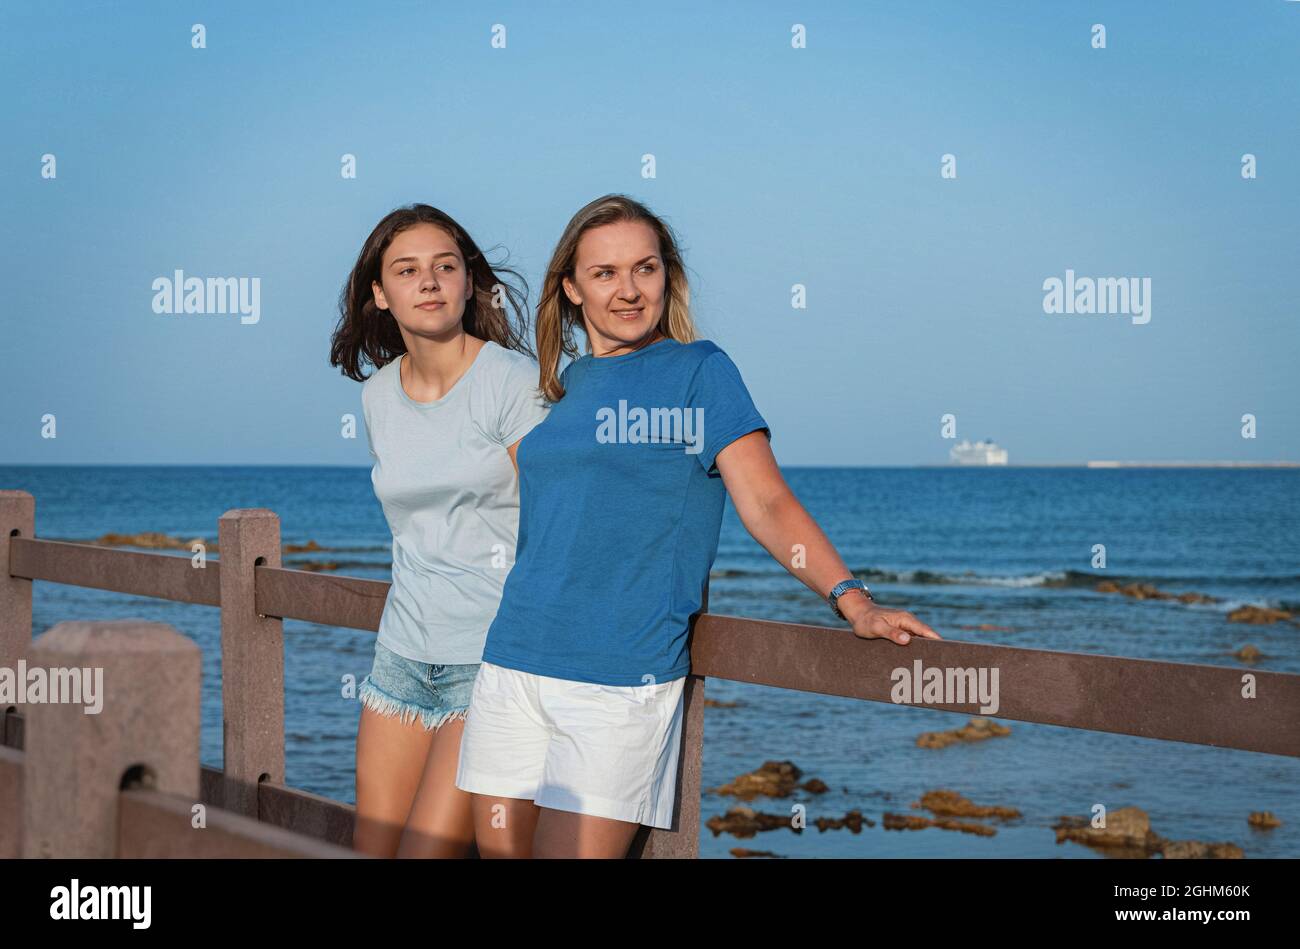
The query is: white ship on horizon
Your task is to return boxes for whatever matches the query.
[950,438,1008,465]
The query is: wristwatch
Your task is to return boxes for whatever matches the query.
[828,578,872,620]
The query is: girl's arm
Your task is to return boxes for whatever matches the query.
[715,431,941,646]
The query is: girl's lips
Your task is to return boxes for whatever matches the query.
[416,302,444,309]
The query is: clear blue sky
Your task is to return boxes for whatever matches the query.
[2,0,1297,465]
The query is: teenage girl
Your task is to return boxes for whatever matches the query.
[454,194,942,858]
[329,204,549,857]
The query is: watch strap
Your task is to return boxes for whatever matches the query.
[828,578,871,619]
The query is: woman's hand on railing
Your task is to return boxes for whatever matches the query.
[839,593,941,646]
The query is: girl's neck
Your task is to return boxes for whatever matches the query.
[401,332,486,401]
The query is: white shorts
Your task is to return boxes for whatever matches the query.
[454,660,686,829]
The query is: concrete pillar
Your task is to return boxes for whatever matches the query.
[21,620,200,857]
[218,509,284,818]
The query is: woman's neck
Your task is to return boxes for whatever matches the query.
[590,327,665,358]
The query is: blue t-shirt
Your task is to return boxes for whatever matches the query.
[481,337,770,686]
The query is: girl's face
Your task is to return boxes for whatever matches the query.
[562,220,666,356]
[371,223,473,339]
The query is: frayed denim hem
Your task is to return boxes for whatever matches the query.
[358,679,470,732]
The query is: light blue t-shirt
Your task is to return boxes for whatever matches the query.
[481,338,770,686]
[362,340,549,664]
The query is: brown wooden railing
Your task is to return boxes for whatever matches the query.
[2,489,1297,858]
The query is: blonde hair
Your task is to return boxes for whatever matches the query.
[536,194,698,402]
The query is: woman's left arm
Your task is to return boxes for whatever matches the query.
[715,431,941,646]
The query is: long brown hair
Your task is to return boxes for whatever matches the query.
[537,194,698,402]
[329,204,533,381]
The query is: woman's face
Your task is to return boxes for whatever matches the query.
[562,220,666,356]
[371,223,473,340]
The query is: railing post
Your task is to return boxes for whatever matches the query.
[21,619,200,857]
[630,578,707,858]
[218,508,284,818]
[0,491,35,674]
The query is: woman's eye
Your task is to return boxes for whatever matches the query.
[399,268,414,275]
[640,264,656,274]
[596,270,613,278]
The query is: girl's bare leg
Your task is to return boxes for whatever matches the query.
[353,705,435,856]
[396,716,476,858]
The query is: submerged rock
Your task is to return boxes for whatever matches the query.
[813,810,873,833]
[1227,605,1294,625]
[705,805,795,838]
[703,698,743,708]
[710,760,828,800]
[914,789,1020,820]
[1053,807,1163,854]
[284,539,326,553]
[916,717,1011,749]
[91,531,336,559]
[1119,582,1172,601]
[1247,811,1281,829]
[883,812,997,836]
[1053,806,1244,859]
[94,531,207,550]
[1162,840,1245,859]
[1094,581,1219,605]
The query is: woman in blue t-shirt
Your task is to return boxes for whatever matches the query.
[454,194,942,858]
[330,204,548,857]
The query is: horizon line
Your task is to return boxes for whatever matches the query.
[3,461,1298,470]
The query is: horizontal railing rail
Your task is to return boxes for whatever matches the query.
[10,535,1297,756]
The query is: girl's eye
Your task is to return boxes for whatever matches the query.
[640,264,656,274]
[396,262,454,276]
[596,269,613,278]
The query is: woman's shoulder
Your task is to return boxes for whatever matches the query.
[478,340,540,384]
[679,338,723,358]
[360,356,397,401]
[481,339,536,367]
[673,338,732,372]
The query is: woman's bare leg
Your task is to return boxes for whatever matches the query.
[396,716,476,858]
[532,808,641,859]
[471,793,542,858]
[353,705,435,856]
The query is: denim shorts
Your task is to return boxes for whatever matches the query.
[358,640,479,731]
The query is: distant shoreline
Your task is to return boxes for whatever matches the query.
[993,461,1299,469]
[1081,461,1300,468]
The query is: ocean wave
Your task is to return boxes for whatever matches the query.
[711,567,1076,587]
[710,566,1300,592]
